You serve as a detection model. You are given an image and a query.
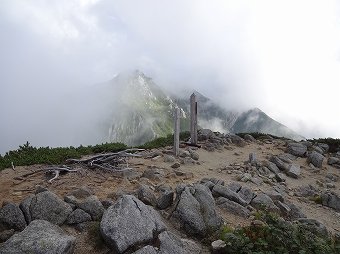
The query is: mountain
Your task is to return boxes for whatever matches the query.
[93,70,304,145]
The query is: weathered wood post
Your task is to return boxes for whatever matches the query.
[190,93,198,145]
[173,107,180,156]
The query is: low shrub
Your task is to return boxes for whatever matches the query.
[219,211,339,253]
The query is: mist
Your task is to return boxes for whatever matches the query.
[1,0,340,154]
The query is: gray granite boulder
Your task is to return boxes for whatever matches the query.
[193,184,222,233]
[0,203,26,231]
[66,209,92,225]
[286,164,301,178]
[307,151,324,168]
[251,193,279,213]
[0,220,75,254]
[287,143,307,157]
[172,187,206,236]
[212,184,247,206]
[100,195,166,253]
[321,192,340,211]
[65,189,104,221]
[216,197,250,218]
[30,191,73,225]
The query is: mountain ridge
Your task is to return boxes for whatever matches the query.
[94,70,304,145]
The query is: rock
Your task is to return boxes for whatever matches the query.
[275,173,286,182]
[211,239,226,253]
[163,155,175,163]
[212,185,247,206]
[30,191,73,225]
[137,185,157,206]
[19,195,33,224]
[238,187,256,205]
[266,190,284,202]
[193,184,222,233]
[64,190,105,221]
[189,150,199,161]
[0,203,26,231]
[202,178,225,186]
[158,231,196,254]
[296,218,329,237]
[100,195,166,253]
[321,192,340,211]
[317,143,329,153]
[229,134,247,147]
[66,209,92,225]
[0,229,15,243]
[312,146,324,155]
[143,168,165,180]
[171,162,181,169]
[101,200,115,209]
[287,143,307,157]
[0,220,75,254]
[239,173,252,183]
[328,157,340,165]
[227,182,241,192]
[276,200,291,216]
[178,149,191,158]
[264,161,280,174]
[216,197,250,218]
[278,153,297,163]
[35,185,49,194]
[270,156,289,171]
[251,193,279,213]
[250,177,263,186]
[286,164,300,178]
[198,129,215,141]
[156,189,174,210]
[244,134,256,142]
[249,153,257,165]
[172,187,206,236]
[307,151,324,168]
[294,185,317,197]
[286,202,306,220]
[132,245,158,254]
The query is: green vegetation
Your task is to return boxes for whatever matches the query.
[0,131,191,170]
[308,138,340,153]
[0,141,127,170]
[138,131,190,149]
[220,211,340,254]
[236,132,288,141]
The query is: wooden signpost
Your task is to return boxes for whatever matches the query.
[190,93,198,145]
[173,107,180,156]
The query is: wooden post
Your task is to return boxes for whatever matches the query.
[173,107,180,156]
[190,93,198,145]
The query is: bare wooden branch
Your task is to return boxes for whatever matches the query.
[48,170,60,183]
[11,162,15,171]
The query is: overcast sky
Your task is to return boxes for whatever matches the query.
[1,0,340,153]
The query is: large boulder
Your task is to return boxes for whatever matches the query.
[19,195,34,224]
[193,184,222,233]
[270,156,289,171]
[287,143,307,157]
[30,191,73,225]
[286,164,301,178]
[0,203,26,231]
[66,209,92,225]
[100,195,166,253]
[172,187,206,236]
[0,220,75,254]
[216,197,250,218]
[251,193,279,213]
[132,231,201,254]
[321,192,340,211]
[307,151,324,168]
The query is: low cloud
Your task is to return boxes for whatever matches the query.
[1,0,340,153]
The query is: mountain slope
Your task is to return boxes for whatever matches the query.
[94,70,304,145]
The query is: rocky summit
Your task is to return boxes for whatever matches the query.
[0,131,339,253]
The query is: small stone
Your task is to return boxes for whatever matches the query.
[211,239,226,253]
[171,162,181,169]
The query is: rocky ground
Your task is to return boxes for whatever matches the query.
[0,130,339,253]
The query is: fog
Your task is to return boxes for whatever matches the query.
[1,0,340,154]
